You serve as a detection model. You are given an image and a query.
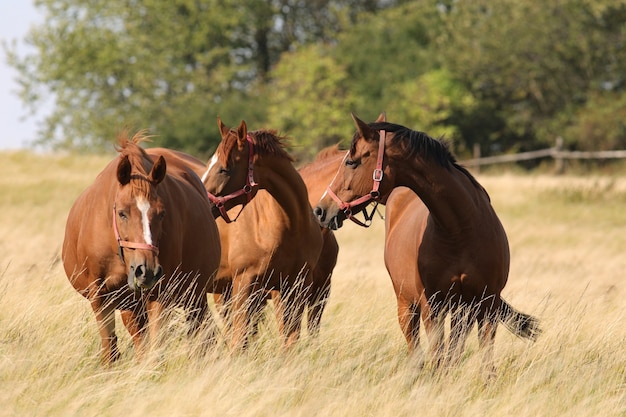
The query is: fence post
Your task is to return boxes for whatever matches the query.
[473,143,481,173]
[554,136,564,174]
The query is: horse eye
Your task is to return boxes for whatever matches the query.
[345,159,359,168]
[157,211,166,221]
[218,167,230,175]
[118,210,128,220]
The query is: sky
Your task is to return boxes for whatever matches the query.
[0,1,44,150]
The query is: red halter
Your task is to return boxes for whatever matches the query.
[112,197,160,264]
[325,130,386,227]
[207,134,258,223]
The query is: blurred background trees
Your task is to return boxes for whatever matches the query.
[5,0,626,161]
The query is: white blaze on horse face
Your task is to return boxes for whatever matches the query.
[137,197,153,245]
[201,152,219,183]
[319,151,350,201]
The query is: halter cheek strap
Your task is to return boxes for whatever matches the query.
[207,135,258,223]
[326,130,386,227]
[113,200,160,264]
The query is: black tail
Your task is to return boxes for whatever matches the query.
[499,299,541,341]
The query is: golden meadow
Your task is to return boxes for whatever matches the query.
[0,151,624,416]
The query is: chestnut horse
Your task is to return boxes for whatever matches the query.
[315,115,540,373]
[62,132,221,363]
[192,139,338,341]
[199,120,323,350]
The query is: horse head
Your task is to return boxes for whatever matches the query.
[114,149,166,291]
[315,112,393,230]
[202,118,259,222]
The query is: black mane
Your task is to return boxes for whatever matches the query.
[355,122,489,200]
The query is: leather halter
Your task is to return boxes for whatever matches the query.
[207,134,258,223]
[113,193,160,264]
[325,130,386,228]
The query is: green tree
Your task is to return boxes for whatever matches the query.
[266,44,355,161]
[332,2,440,122]
[388,69,476,155]
[6,0,250,152]
[6,0,406,153]
[436,0,626,154]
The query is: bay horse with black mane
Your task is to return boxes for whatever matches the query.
[62,132,221,364]
[315,114,540,374]
[198,119,324,350]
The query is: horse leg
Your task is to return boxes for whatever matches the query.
[422,301,445,369]
[146,299,165,355]
[90,297,119,365]
[186,292,218,356]
[448,305,473,366]
[230,275,256,351]
[248,290,269,339]
[477,304,499,379]
[120,304,148,360]
[307,230,336,337]
[214,280,232,320]
[397,297,422,354]
[306,272,331,337]
[277,286,306,350]
[271,290,283,335]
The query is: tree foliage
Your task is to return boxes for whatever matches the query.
[266,44,354,161]
[436,0,626,154]
[5,0,626,161]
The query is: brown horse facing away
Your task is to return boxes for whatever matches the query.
[62,132,221,364]
[314,114,540,374]
[198,119,324,351]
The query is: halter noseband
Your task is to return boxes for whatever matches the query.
[325,130,386,228]
[112,195,160,264]
[207,134,258,223]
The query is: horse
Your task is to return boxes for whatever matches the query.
[199,119,324,350]
[62,132,221,364]
[314,114,540,374]
[192,140,338,342]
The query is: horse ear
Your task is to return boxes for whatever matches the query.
[236,120,247,144]
[217,117,230,139]
[149,155,167,185]
[117,155,132,185]
[351,113,375,141]
[375,112,386,122]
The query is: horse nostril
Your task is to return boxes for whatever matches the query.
[134,264,144,279]
[314,206,325,221]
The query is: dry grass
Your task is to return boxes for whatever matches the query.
[0,152,624,416]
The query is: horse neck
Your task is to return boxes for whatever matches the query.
[396,158,487,234]
[256,156,313,225]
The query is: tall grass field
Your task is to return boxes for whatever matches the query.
[0,151,624,416]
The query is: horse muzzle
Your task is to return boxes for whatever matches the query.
[128,261,164,291]
[314,206,345,230]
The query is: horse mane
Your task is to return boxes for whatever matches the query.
[361,122,490,200]
[219,128,294,166]
[115,130,158,196]
[248,129,294,162]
